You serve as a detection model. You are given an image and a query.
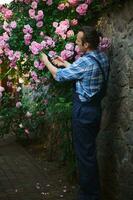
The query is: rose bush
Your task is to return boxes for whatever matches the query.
[0,0,114,165]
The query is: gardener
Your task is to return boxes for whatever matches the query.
[40,26,109,200]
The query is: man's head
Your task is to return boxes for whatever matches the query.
[76,26,100,53]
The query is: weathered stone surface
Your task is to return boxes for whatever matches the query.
[97,1,133,200]
[128,46,133,60]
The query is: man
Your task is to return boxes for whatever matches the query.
[40,26,109,200]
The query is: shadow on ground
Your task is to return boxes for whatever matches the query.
[0,135,77,200]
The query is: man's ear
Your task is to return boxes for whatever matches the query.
[84,42,91,49]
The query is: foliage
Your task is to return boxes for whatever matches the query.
[0,0,114,169]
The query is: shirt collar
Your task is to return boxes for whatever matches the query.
[84,49,99,56]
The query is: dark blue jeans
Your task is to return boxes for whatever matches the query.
[72,92,102,200]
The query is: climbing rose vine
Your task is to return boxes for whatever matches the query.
[0,0,111,137]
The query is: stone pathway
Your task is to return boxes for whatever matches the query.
[0,135,51,200]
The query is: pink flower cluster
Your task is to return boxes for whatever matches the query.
[0,31,21,68]
[0,34,9,56]
[99,37,111,52]
[29,41,43,55]
[70,19,78,26]
[23,24,33,45]
[60,43,75,60]
[16,0,33,4]
[45,0,53,6]
[17,0,53,6]
[29,36,55,55]
[29,2,44,28]
[54,19,74,39]
[3,21,17,35]
[6,50,21,68]
[41,36,55,49]
[34,60,45,70]
[57,2,69,10]
[30,71,39,82]
[76,3,88,16]
[68,0,78,6]
[0,5,13,20]
[58,0,93,15]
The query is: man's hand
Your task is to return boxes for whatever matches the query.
[39,52,49,64]
[39,52,57,79]
[52,56,65,67]
[52,56,70,68]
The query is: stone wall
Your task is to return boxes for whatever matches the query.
[97,1,133,200]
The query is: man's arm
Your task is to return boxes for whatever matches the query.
[40,52,86,82]
[40,53,71,79]
[40,53,57,79]
[63,60,71,68]
[52,57,71,68]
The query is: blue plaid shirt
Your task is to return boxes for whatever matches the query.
[55,50,109,102]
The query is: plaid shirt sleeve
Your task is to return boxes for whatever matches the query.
[55,57,92,82]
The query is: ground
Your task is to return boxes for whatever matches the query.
[0,134,77,200]
[24,140,78,200]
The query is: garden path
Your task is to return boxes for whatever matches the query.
[0,135,76,200]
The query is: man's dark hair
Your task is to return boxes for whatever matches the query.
[79,26,100,49]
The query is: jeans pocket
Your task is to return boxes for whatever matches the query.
[79,105,101,124]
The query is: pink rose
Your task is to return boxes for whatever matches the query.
[23,24,33,34]
[14,51,21,60]
[71,19,78,26]
[48,50,56,57]
[3,32,10,41]
[66,30,74,38]
[4,10,13,20]
[31,71,38,81]
[58,3,66,10]
[35,10,44,21]
[46,0,53,6]
[36,21,43,28]
[99,37,111,51]
[34,60,40,68]
[76,3,88,15]
[24,33,32,41]
[65,43,75,51]
[85,0,93,4]
[68,0,78,6]
[60,19,69,28]
[53,22,58,28]
[10,21,17,29]
[38,62,45,70]
[31,1,38,9]
[60,50,74,60]
[29,9,35,19]
[29,41,43,55]
[40,31,44,36]
[16,102,22,108]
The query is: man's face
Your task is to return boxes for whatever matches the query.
[76,31,89,53]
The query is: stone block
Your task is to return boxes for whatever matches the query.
[128,46,133,60]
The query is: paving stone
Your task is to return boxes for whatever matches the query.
[0,136,47,200]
